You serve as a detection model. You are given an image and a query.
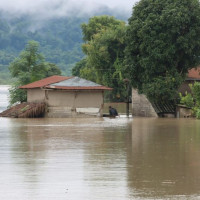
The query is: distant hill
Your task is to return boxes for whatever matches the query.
[0,10,128,84]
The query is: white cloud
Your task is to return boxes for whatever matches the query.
[0,0,138,19]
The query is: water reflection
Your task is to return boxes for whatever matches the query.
[1,117,200,199]
[129,118,200,199]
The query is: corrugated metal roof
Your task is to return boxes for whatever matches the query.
[20,76,72,89]
[46,86,112,90]
[51,77,102,87]
[151,101,176,114]
[47,77,112,90]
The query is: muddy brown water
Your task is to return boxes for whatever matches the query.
[1,86,200,200]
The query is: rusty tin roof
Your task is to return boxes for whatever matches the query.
[187,68,200,80]
[19,76,72,89]
[20,76,112,91]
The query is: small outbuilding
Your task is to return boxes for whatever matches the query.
[20,76,112,118]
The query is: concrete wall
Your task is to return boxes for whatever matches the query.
[46,90,103,107]
[176,106,192,118]
[27,89,104,117]
[132,89,158,117]
[27,89,45,103]
[46,90,104,117]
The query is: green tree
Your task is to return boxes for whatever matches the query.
[76,15,128,101]
[125,0,200,102]
[72,58,87,77]
[81,15,124,42]
[9,40,61,105]
[45,63,61,77]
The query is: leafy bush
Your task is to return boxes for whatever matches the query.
[191,82,200,106]
[179,92,194,108]
[179,82,200,119]
[195,108,200,119]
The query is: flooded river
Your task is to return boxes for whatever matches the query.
[1,86,200,200]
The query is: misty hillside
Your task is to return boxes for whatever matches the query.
[0,10,128,84]
[0,15,86,83]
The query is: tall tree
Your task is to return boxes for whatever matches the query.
[81,15,124,42]
[76,15,129,101]
[125,0,200,102]
[9,40,61,105]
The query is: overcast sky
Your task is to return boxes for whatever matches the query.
[0,0,139,19]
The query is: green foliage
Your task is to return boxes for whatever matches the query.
[195,108,200,119]
[77,15,129,101]
[180,82,200,119]
[80,66,98,83]
[179,92,194,108]
[9,41,45,82]
[72,58,87,77]
[81,16,123,42]
[45,63,61,77]
[9,84,27,105]
[72,58,98,82]
[191,82,200,106]
[125,0,200,102]
[143,72,184,102]
[9,41,61,105]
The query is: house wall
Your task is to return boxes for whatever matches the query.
[132,89,158,117]
[46,90,104,118]
[46,90,75,107]
[46,90,103,107]
[27,89,104,117]
[176,106,192,118]
[27,88,45,103]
